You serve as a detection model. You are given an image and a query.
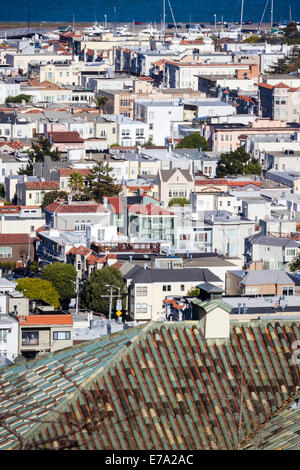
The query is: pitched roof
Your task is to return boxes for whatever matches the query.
[17,314,73,326]
[1,320,300,450]
[228,180,261,187]
[45,201,109,213]
[59,168,91,176]
[24,181,60,190]
[240,269,294,286]
[258,82,274,89]
[124,266,222,284]
[48,132,84,143]
[107,197,124,214]
[0,233,30,244]
[127,203,174,216]
[159,168,193,182]
[66,245,91,257]
[247,234,300,248]
[195,179,228,185]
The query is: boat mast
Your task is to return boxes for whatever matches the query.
[163,0,166,36]
[240,0,244,30]
[270,0,273,30]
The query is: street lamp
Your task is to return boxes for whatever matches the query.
[104,14,107,28]
[214,14,217,30]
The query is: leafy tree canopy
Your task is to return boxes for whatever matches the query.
[16,278,60,309]
[82,266,125,314]
[41,262,77,300]
[268,45,300,73]
[42,190,68,208]
[216,147,262,177]
[186,287,200,297]
[93,95,109,114]
[176,133,209,150]
[168,197,190,207]
[243,35,261,43]
[18,162,33,176]
[28,136,61,162]
[84,161,121,202]
[68,171,85,200]
[289,253,300,272]
[5,94,32,104]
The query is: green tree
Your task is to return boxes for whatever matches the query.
[284,22,300,38]
[16,278,60,309]
[242,35,261,43]
[289,254,300,272]
[68,172,85,200]
[29,261,39,273]
[93,95,109,114]
[42,190,68,208]
[176,133,209,150]
[82,266,125,315]
[216,147,261,177]
[84,161,121,202]
[29,136,61,163]
[168,197,190,207]
[18,162,33,176]
[186,286,200,296]
[5,94,32,105]
[268,45,300,73]
[41,263,77,303]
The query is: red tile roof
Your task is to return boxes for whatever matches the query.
[195,179,228,185]
[25,181,60,190]
[258,82,273,89]
[18,314,73,326]
[67,245,91,256]
[228,180,261,187]
[0,141,23,150]
[274,82,290,88]
[48,132,84,143]
[45,201,109,213]
[0,233,30,244]
[86,254,106,265]
[128,203,174,216]
[59,168,92,176]
[108,197,124,214]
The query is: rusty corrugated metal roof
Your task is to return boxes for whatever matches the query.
[1,320,300,450]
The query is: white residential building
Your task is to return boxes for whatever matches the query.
[205,213,256,258]
[134,100,184,146]
[102,115,149,147]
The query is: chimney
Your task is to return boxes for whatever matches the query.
[67,194,72,205]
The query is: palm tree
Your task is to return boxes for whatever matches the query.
[93,95,109,114]
[68,172,85,199]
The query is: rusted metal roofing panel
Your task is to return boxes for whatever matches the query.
[1,321,300,450]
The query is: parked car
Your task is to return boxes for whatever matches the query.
[247,20,253,24]
[168,24,176,28]
[134,21,143,25]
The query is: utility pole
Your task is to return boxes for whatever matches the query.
[104,284,121,320]
[75,276,79,315]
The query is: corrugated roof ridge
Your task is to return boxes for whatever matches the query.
[7,324,149,448]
